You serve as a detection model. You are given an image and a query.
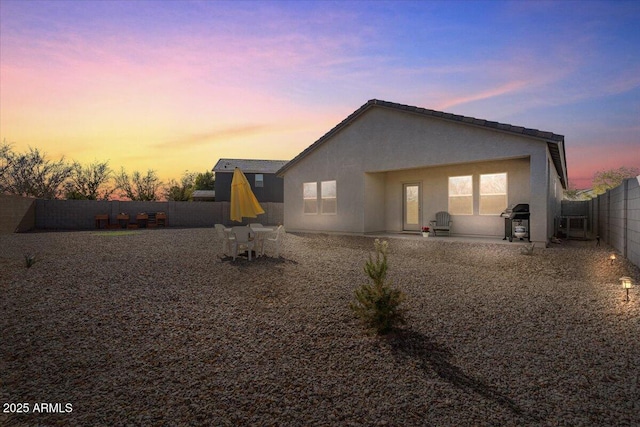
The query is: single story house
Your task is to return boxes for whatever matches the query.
[276,99,567,245]
[213,159,289,203]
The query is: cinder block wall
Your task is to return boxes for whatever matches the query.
[596,178,640,269]
[609,184,626,252]
[0,194,36,233]
[625,179,640,269]
[33,200,283,230]
[598,192,610,244]
[36,199,112,230]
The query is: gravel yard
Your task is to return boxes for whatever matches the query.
[1,228,639,426]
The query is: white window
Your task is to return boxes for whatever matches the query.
[480,173,507,215]
[255,174,264,188]
[321,180,337,214]
[448,176,473,215]
[303,182,318,214]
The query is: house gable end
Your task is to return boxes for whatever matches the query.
[277,99,567,188]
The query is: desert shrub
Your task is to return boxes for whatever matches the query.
[520,243,535,255]
[24,253,37,268]
[350,239,407,334]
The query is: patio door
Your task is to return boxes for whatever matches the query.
[403,183,421,231]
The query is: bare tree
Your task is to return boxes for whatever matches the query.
[592,166,639,195]
[65,161,114,200]
[2,147,72,199]
[0,140,13,189]
[114,168,162,201]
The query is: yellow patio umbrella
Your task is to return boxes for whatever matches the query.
[230,167,265,222]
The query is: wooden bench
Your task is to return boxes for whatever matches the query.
[157,212,167,226]
[95,214,109,229]
[136,213,149,228]
[116,214,130,229]
[152,212,167,227]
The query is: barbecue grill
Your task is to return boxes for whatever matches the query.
[501,203,530,242]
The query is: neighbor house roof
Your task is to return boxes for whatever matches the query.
[277,99,568,188]
[213,159,289,174]
[192,190,215,199]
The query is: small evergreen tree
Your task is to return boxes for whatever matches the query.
[350,239,407,334]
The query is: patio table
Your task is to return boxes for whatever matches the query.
[225,227,274,259]
[251,227,274,254]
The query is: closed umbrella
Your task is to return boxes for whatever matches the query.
[230,167,265,222]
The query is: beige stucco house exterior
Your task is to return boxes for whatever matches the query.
[277,100,567,244]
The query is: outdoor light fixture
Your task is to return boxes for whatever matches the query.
[619,276,633,302]
[610,254,616,265]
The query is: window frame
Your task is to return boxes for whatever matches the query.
[303,182,318,214]
[479,172,508,215]
[448,175,473,215]
[320,180,337,215]
[255,174,264,188]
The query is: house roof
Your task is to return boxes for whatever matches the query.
[213,158,289,174]
[276,99,568,188]
[192,190,215,199]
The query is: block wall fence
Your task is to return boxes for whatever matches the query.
[0,197,283,233]
[0,194,36,233]
[594,177,640,269]
[2,179,639,269]
[573,177,640,269]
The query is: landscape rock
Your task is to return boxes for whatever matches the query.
[1,229,638,426]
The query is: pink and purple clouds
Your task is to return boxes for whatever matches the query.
[1,0,638,188]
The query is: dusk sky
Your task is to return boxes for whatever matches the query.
[1,0,639,189]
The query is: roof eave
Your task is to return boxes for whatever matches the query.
[547,139,568,189]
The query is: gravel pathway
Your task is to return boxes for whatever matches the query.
[1,228,639,426]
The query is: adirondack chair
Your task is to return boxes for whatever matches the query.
[429,211,452,236]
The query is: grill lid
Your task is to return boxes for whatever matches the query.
[501,204,530,218]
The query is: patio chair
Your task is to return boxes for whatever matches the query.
[248,223,263,230]
[214,224,234,255]
[429,211,452,236]
[261,225,285,257]
[230,226,256,261]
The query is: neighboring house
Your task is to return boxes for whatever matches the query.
[192,190,216,201]
[276,99,568,244]
[213,159,288,203]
